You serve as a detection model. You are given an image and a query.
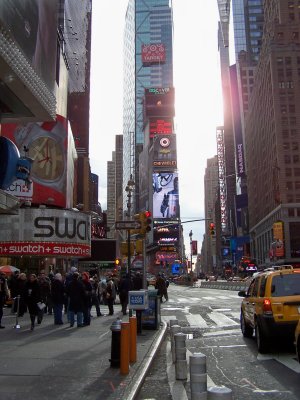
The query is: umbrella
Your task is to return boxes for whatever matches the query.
[0,266,20,275]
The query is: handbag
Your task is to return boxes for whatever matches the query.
[37,302,46,311]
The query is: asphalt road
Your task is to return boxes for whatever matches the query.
[137,282,300,400]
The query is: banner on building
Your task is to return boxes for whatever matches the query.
[152,173,179,219]
[142,43,166,65]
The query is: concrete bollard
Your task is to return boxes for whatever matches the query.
[169,319,179,328]
[174,332,187,380]
[190,352,207,400]
[170,324,181,363]
[207,386,233,399]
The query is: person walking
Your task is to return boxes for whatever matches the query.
[51,273,65,325]
[0,271,10,328]
[105,278,116,316]
[14,273,27,317]
[91,276,103,317]
[81,271,93,326]
[155,273,167,303]
[118,273,133,315]
[37,271,51,322]
[65,272,85,327]
[25,274,42,331]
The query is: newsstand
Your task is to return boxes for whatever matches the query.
[142,289,161,330]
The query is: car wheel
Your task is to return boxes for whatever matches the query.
[255,322,269,354]
[240,312,253,338]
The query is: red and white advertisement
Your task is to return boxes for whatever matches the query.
[2,115,77,208]
[0,242,91,257]
[142,43,166,65]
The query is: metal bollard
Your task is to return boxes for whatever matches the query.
[190,352,207,400]
[170,324,181,363]
[109,318,122,367]
[174,332,187,380]
[120,322,130,375]
[13,296,21,329]
[129,316,137,363]
[207,386,233,399]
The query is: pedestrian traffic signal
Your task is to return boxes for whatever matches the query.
[141,210,152,235]
[209,222,215,236]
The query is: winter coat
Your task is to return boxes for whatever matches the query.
[118,276,133,303]
[155,276,167,296]
[66,279,85,313]
[51,279,65,304]
[25,280,41,315]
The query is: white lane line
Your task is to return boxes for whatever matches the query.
[202,296,215,300]
[216,295,230,299]
[203,328,241,337]
[186,314,208,328]
[209,312,239,327]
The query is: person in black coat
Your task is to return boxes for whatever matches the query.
[13,273,27,316]
[65,272,85,327]
[24,274,42,331]
[51,273,65,325]
[81,271,93,326]
[118,274,133,315]
[132,272,143,290]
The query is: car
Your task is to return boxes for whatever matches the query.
[238,266,300,353]
[295,319,300,362]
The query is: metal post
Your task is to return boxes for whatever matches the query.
[170,324,181,363]
[14,295,21,329]
[190,352,207,400]
[174,332,187,380]
[127,229,131,276]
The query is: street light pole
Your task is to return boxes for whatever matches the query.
[125,175,135,277]
[189,230,193,272]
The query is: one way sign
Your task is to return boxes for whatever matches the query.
[115,220,141,230]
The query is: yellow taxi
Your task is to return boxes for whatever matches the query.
[295,319,300,362]
[238,266,300,353]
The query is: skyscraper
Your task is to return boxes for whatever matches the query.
[123,0,174,212]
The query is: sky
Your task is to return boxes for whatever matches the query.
[89,1,225,255]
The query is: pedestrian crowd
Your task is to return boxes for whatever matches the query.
[0,268,146,331]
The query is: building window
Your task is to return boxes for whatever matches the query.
[285,155,291,164]
[297,209,300,217]
[277,32,284,39]
[286,182,293,190]
[282,129,289,138]
[293,154,300,163]
[279,82,285,88]
[281,105,287,114]
[286,168,292,177]
[287,81,294,88]
[292,142,299,150]
[291,129,298,137]
[288,208,295,217]
[292,32,299,39]
[294,168,300,176]
[295,181,300,190]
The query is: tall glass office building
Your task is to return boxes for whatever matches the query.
[123,0,174,212]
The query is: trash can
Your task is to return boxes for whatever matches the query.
[109,318,122,367]
[142,289,161,330]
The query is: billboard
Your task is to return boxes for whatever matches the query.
[0,208,91,257]
[144,87,175,118]
[153,135,177,170]
[142,43,166,65]
[153,173,179,219]
[153,222,180,247]
[0,0,58,92]
[149,118,173,137]
[2,115,77,208]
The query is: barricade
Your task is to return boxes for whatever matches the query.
[174,332,187,380]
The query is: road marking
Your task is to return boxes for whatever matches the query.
[161,315,177,324]
[186,314,208,328]
[202,296,216,300]
[258,353,300,373]
[209,312,239,327]
[203,328,241,337]
[216,295,231,299]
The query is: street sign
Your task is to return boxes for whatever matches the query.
[128,290,149,310]
[115,220,141,230]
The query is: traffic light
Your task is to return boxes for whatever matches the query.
[141,210,152,235]
[130,213,143,235]
[209,222,215,236]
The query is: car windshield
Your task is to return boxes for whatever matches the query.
[270,274,300,297]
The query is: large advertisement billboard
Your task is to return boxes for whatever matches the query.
[0,0,58,92]
[142,43,166,65]
[153,135,177,170]
[152,172,179,219]
[149,118,173,137]
[2,115,76,208]
[144,87,175,118]
[0,208,91,257]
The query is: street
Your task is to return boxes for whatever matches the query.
[137,282,300,400]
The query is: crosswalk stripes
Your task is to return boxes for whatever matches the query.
[185,314,209,328]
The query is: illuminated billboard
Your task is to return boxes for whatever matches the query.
[153,173,179,219]
[153,135,177,170]
[0,208,91,257]
[145,87,175,118]
[149,119,173,137]
[142,43,166,65]
[153,222,180,247]
[2,115,77,208]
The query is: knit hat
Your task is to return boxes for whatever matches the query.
[70,267,77,273]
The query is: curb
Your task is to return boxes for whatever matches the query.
[124,320,168,400]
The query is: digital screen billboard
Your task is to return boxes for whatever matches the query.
[149,119,173,137]
[145,87,175,118]
[153,173,179,219]
[153,135,177,170]
[142,43,166,65]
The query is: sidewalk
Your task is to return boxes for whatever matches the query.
[0,305,168,400]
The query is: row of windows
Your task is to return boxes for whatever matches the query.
[288,208,300,217]
[284,155,300,163]
[279,81,294,89]
[286,181,300,190]
[285,168,300,177]
[282,129,299,138]
[283,142,299,150]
